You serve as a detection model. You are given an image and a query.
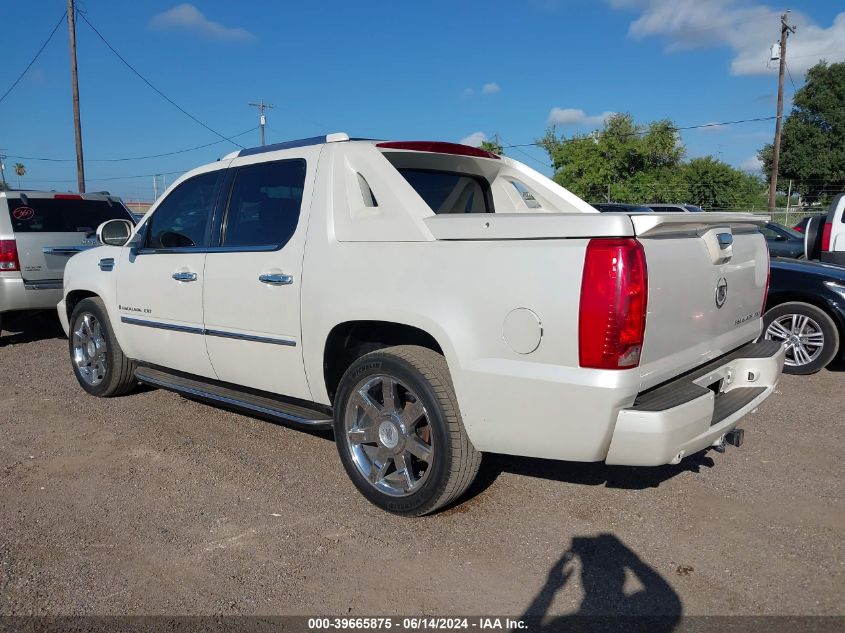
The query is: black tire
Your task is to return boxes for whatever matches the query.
[763,301,839,375]
[804,216,824,260]
[333,345,481,516]
[68,297,137,396]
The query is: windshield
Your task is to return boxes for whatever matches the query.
[7,197,133,233]
[773,222,804,239]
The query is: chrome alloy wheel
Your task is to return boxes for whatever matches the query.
[72,312,108,386]
[765,313,825,368]
[343,374,434,497]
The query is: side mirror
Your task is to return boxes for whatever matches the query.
[97,219,133,247]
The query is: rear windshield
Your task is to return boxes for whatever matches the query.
[396,169,493,214]
[7,197,132,233]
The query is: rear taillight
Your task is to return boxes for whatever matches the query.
[54,193,83,200]
[821,222,832,252]
[0,240,21,272]
[762,249,770,314]
[579,238,648,370]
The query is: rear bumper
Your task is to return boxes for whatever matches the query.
[821,251,845,265]
[0,275,64,315]
[605,340,785,466]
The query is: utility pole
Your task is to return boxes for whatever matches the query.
[0,153,7,190]
[768,11,796,212]
[67,0,86,192]
[248,99,273,146]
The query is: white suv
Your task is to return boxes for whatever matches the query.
[58,134,784,515]
[0,191,133,337]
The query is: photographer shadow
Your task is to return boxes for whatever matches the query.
[521,533,682,632]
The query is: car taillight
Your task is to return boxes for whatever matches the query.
[579,238,648,370]
[821,221,832,252]
[762,249,770,315]
[0,240,21,272]
[54,193,83,200]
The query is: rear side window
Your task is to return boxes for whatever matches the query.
[147,171,223,249]
[397,169,493,214]
[222,159,306,248]
[7,198,132,233]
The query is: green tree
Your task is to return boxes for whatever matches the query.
[540,113,767,208]
[759,61,845,204]
[681,157,767,210]
[480,139,504,156]
[13,163,25,189]
[539,114,684,202]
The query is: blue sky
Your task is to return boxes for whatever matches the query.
[1,0,843,200]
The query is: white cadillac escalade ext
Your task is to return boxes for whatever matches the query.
[58,134,785,515]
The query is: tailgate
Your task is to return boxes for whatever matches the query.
[633,213,769,390]
[13,232,94,282]
[6,194,127,282]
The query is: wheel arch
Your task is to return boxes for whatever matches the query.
[764,292,845,359]
[65,289,99,322]
[765,292,845,338]
[322,320,446,404]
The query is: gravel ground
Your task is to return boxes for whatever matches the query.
[0,312,842,618]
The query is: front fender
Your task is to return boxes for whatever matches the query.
[62,245,124,340]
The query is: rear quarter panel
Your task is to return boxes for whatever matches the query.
[299,150,642,460]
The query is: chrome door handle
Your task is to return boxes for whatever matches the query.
[172,271,198,282]
[258,273,293,285]
[43,246,90,256]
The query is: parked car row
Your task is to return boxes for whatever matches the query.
[0,137,839,515]
[591,202,703,213]
[591,198,845,264]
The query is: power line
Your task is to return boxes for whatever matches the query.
[785,62,798,93]
[24,168,189,184]
[496,134,551,169]
[5,126,257,163]
[0,11,67,106]
[503,115,781,150]
[77,11,245,149]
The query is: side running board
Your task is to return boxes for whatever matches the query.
[135,366,333,430]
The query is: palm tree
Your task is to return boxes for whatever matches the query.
[13,163,25,189]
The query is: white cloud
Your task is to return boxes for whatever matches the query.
[462,88,474,98]
[547,108,615,126]
[697,122,730,134]
[459,132,487,147]
[610,0,845,76]
[481,82,501,95]
[740,155,763,173]
[150,4,255,42]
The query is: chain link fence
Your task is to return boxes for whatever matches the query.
[717,207,827,227]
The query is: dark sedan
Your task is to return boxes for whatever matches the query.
[760,222,805,259]
[590,203,654,213]
[763,257,845,374]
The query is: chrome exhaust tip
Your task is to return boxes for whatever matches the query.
[725,428,745,447]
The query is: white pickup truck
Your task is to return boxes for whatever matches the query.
[58,134,785,515]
